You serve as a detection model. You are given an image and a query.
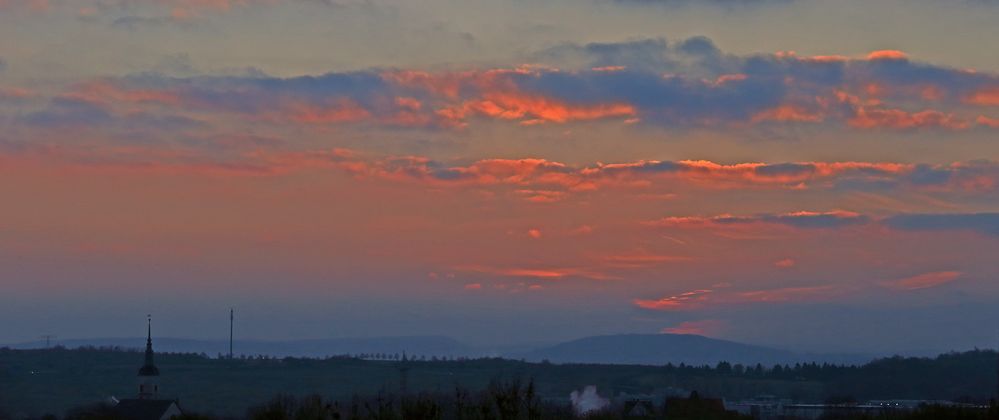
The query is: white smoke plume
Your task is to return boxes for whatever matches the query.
[570,385,609,415]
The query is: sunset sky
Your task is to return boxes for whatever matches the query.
[2,0,998,354]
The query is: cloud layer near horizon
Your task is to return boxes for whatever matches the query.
[9,38,999,133]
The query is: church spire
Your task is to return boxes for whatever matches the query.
[138,315,160,377]
[137,315,160,399]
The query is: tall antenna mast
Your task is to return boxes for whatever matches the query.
[229,308,234,360]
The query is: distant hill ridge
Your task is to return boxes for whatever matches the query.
[6,333,875,365]
[7,335,473,358]
[518,333,871,366]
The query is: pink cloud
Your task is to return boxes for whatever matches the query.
[0,0,50,12]
[636,284,844,311]
[3,141,996,201]
[5,141,996,207]
[515,189,567,203]
[280,99,372,124]
[20,38,999,136]
[736,285,839,303]
[599,253,691,268]
[661,320,727,336]
[752,105,824,123]
[881,271,962,291]
[978,115,999,128]
[848,107,968,130]
[775,258,796,268]
[633,289,714,311]
[647,210,868,230]
[453,265,617,281]
[0,87,37,100]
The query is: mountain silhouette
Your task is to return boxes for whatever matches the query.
[518,333,842,366]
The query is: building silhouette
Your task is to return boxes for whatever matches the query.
[137,316,160,399]
[111,316,183,420]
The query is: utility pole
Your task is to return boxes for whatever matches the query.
[229,308,234,360]
[40,335,55,348]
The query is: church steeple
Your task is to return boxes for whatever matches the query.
[137,315,160,399]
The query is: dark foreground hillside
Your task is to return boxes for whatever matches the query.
[0,347,996,417]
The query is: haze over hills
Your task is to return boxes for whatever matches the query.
[518,334,876,366]
[6,336,474,359]
[6,333,877,365]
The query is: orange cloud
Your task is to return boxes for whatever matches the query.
[920,85,945,101]
[454,265,616,281]
[647,210,867,229]
[588,160,911,189]
[737,285,839,303]
[713,73,748,85]
[5,143,994,203]
[978,115,999,128]
[636,284,843,311]
[394,96,423,111]
[790,86,980,131]
[281,100,371,124]
[634,289,714,311]
[881,271,962,291]
[515,189,567,203]
[965,87,999,106]
[385,68,521,99]
[775,258,796,268]
[387,68,637,125]
[26,39,999,137]
[662,320,727,336]
[849,107,968,130]
[867,50,909,61]
[31,55,999,133]
[445,93,636,124]
[752,105,824,123]
[805,55,849,64]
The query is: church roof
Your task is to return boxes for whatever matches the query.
[113,399,181,420]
